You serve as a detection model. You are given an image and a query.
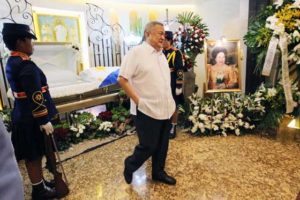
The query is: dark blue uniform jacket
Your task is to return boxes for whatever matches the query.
[6,52,57,125]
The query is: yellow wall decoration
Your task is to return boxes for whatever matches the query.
[129,10,143,36]
[148,10,159,21]
[109,9,119,25]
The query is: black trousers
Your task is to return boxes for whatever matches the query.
[125,110,171,176]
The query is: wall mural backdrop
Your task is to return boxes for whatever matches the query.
[0,0,34,43]
[86,3,127,67]
[85,2,193,67]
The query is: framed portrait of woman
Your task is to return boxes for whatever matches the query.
[205,39,241,93]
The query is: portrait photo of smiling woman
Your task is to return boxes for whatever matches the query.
[205,39,241,93]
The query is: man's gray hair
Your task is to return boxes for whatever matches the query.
[143,21,164,39]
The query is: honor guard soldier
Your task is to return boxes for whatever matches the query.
[3,23,58,200]
[163,31,184,139]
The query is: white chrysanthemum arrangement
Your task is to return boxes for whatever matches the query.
[188,83,300,136]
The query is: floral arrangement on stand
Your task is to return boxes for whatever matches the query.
[244,0,300,74]
[244,0,300,123]
[173,12,209,71]
[188,83,300,136]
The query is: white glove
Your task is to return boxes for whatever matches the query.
[40,122,54,135]
[7,88,15,100]
[175,88,183,95]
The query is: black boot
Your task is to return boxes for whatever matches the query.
[43,178,55,188]
[169,125,176,139]
[32,181,57,200]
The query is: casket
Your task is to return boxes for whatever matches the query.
[31,43,120,113]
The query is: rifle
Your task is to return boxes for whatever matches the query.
[44,133,69,198]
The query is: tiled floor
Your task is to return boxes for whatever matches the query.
[20,133,300,200]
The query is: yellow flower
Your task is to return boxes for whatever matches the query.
[275,4,300,31]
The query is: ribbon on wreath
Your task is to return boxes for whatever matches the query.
[278,34,296,113]
[262,33,296,113]
[262,36,279,76]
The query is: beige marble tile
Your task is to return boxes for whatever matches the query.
[20,133,300,200]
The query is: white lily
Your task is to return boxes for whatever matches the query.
[222,131,227,137]
[199,114,207,121]
[266,15,278,30]
[215,114,223,120]
[198,123,205,129]
[273,0,283,8]
[293,30,300,40]
[191,125,198,133]
[237,113,243,118]
[267,88,277,98]
[235,129,240,136]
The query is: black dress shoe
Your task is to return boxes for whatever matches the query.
[152,172,176,185]
[32,182,57,200]
[123,169,133,184]
[169,132,176,139]
[169,126,176,139]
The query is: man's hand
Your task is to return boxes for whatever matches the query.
[175,88,183,96]
[118,76,139,105]
[40,122,54,135]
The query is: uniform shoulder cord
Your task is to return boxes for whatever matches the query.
[167,51,176,66]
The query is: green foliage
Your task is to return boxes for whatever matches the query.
[54,121,69,129]
[257,110,283,130]
[176,12,209,35]
[118,89,130,109]
[111,105,130,122]
[0,108,12,131]
[74,112,94,125]
[118,89,126,97]
[243,5,275,74]
[255,49,268,74]
[177,102,192,128]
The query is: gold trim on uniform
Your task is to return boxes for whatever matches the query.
[32,91,44,103]
[13,86,48,99]
[32,109,48,118]
[34,93,43,101]
[177,70,183,79]
[32,91,47,118]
